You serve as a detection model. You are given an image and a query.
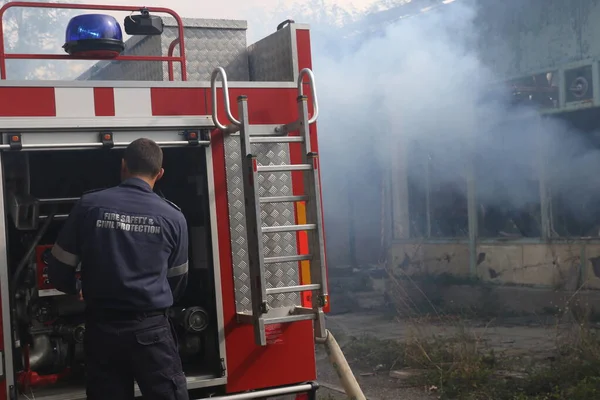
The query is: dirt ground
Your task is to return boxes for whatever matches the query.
[315,312,560,399]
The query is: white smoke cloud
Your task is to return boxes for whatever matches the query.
[312,1,494,260]
[307,0,600,260]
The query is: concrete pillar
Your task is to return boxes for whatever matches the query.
[466,153,478,277]
[537,117,551,240]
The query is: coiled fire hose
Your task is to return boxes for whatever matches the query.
[317,330,366,400]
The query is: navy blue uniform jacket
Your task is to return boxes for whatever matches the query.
[47,177,189,311]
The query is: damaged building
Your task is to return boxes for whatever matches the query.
[381,0,600,292]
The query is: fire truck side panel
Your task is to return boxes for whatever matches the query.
[290,27,332,312]
[292,27,310,308]
[300,27,331,313]
[213,130,316,391]
[208,87,318,392]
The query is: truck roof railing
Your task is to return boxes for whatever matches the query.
[298,68,319,124]
[210,66,319,133]
[0,2,188,80]
[210,67,242,132]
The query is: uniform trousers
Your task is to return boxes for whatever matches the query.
[84,309,189,400]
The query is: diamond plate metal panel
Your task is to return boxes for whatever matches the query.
[247,25,294,82]
[77,18,249,82]
[162,25,249,82]
[77,35,163,81]
[224,135,301,313]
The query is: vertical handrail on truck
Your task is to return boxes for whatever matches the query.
[0,2,188,80]
[210,67,241,131]
[167,38,180,81]
[275,68,319,136]
[298,68,319,124]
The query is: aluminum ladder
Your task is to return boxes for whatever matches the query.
[211,67,328,346]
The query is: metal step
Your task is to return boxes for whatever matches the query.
[237,310,318,325]
[257,164,312,173]
[250,136,304,144]
[266,283,321,295]
[261,224,316,233]
[259,195,308,204]
[264,314,316,324]
[264,254,312,264]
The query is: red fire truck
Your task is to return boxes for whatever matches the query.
[0,2,330,399]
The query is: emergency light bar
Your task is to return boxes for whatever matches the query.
[63,14,125,58]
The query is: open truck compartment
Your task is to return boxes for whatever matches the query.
[0,3,327,400]
[5,147,223,399]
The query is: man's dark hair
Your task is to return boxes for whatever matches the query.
[123,138,163,177]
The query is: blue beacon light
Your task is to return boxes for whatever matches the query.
[63,14,125,58]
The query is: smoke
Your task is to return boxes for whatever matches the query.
[301,0,600,262]
[315,1,486,176]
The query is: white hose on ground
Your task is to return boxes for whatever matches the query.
[318,329,367,400]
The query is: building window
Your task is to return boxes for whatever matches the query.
[407,141,468,238]
[475,117,542,239]
[545,110,600,238]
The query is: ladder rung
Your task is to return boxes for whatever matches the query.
[265,314,316,325]
[250,136,304,144]
[266,284,321,295]
[260,195,309,204]
[257,164,312,173]
[262,224,316,233]
[264,254,312,264]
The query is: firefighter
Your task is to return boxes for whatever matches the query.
[47,138,190,400]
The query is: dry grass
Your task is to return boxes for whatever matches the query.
[339,266,600,399]
[343,319,600,399]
